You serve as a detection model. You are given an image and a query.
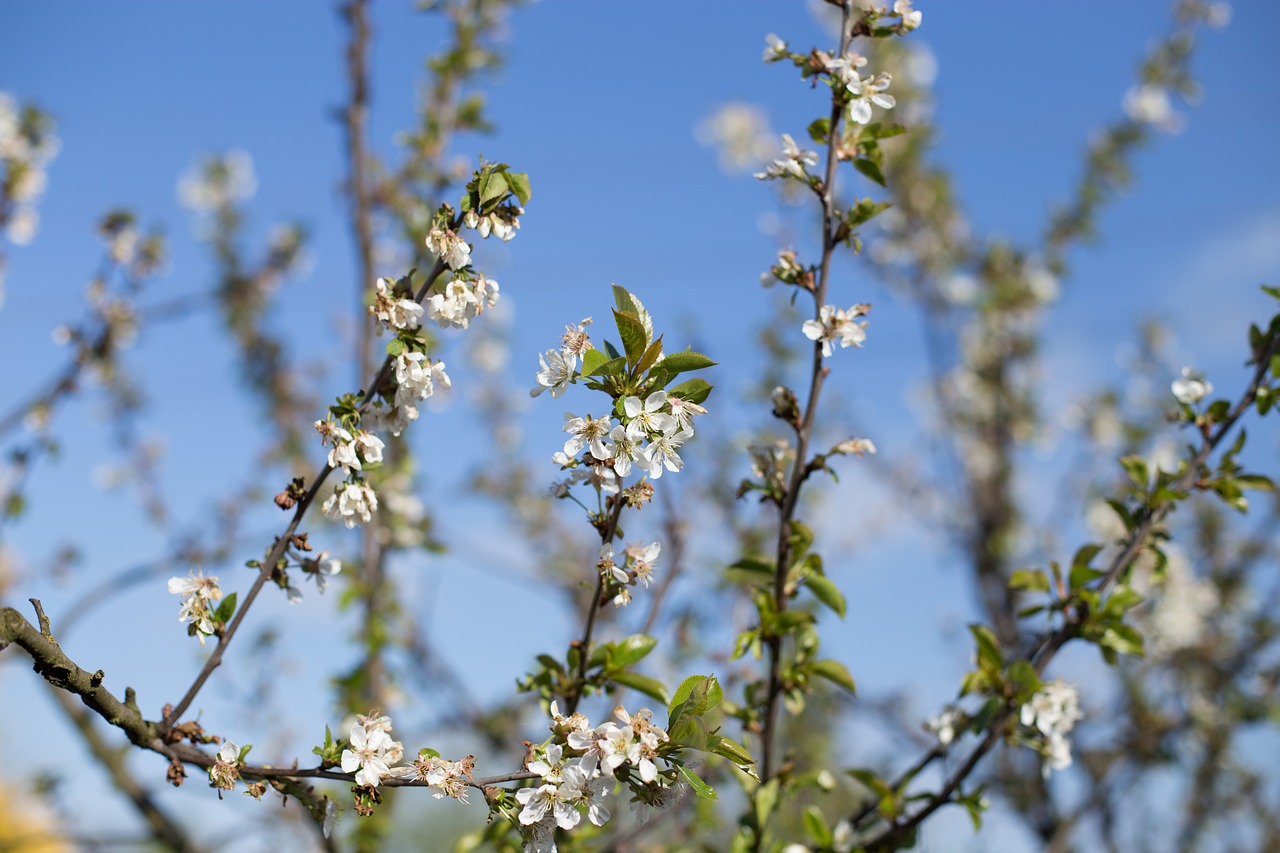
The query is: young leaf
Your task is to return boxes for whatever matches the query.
[612,285,654,343]
[677,764,718,800]
[609,671,668,704]
[668,378,713,405]
[804,574,847,618]
[613,308,648,367]
[658,351,717,374]
[505,170,532,205]
[809,659,856,694]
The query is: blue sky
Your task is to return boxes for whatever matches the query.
[2,1,1278,847]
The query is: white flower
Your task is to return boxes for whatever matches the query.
[1020,678,1083,776]
[306,551,342,594]
[326,427,361,473]
[341,722,401,788]
[640,424,693,479]
[561,317,593,357]
[754,133,819,181]
[531,348,577,398]
[427,280,479,329]
[209,740,242,790]
[600,424,641,476]
[623,391,677,440]
[370,276,424,332]
[167,569,223,645]
[1171,367,1212,405]
[323,483,378,528]
[425,226,471,270]
[894,0,922,30]
[666,395,707,433]
[355,431,384,465]
[802,304,870,357]
[1123,85,1184,133]
[763,32,788,62]
[624,541,661,588]
[926,708,960,746]
[843,67,896,126]
[394,353,451,411]
[528,744,568,784]
[516,783,580,830]
[563,413,613,459]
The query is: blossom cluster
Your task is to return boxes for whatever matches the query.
[330,712,475,803]
[516,703,676,852]
[802,303,870,357]
[553,390,705,494]
[317,182,525,529]
[1020,678,1084,776]
[824,51,895,126]
[597,540,661,607]
[0,92,59,253]
[341,713,405,788]
[167,569,224,646]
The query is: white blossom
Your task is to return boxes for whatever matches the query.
[341,722,402,788]
[754,133,819,181]
[763,32,789,62]
[425,226,472,270]
[1020,678,1083,776]
[531,348,577,398]
[323,483,378,528]
[1171,366,1213,405]
[802,304,870,356]
[1123,85,1184,133]
[370,276,423,332]
[894,0,922,30]
[563,413,613,459]
[167,569,223,645]
[640,424,693,479]
[623,391,677,440]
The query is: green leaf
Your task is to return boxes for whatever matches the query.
[807,117,831,144]
[1009,569,1050,593]
[609,671,668,704]
[668,378,713,405]
[1236,474,1277,492]
[612,285,654,343]
[677,764,717,800]
[788,520,814,558]
[478,170,508,206]
[608,634,658,669]
[586,355,628,379]
[854,158,886,187]
[969,624,1004,671]
[1069,544,1105,589]
[386,338,406,356]
[804,574,846,618]
[1120,454,1150,490]
[656,351,717,374]
[215,592,238,624]
[581,348,608,376]
[635,337,665,375]
[809,659,857,694]
[803,805,834,847]
[707,733,755,770]
[505,170,532,205]
[613,308,648,367]
[667,674,723,723]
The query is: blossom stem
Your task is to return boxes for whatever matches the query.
[760,0,857,788]
[566,493,628,715]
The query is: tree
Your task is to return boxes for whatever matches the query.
[1,1,1277,851]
